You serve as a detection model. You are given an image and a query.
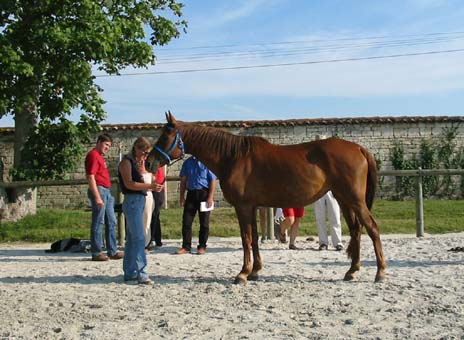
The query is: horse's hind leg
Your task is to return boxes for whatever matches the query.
[340,205,362,281]
[355,204,387,282]
[363,213,386,282]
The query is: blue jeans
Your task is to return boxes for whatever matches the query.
[88,187,118,257]
[122,194,149,281]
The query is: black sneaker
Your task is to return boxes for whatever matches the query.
[318,244,328,251]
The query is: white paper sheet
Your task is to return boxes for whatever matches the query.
[200,201,214,212]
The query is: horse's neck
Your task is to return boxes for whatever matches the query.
[180,126,229,178]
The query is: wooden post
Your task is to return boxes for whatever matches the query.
[415,168,424,237]
[266,207,274,240]
[116,182,125,246]
[163,165,168,209]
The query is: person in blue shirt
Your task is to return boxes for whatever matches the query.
[175,156,218,255]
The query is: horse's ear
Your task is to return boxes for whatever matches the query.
[165,110,177,126]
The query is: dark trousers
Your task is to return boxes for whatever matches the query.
[182,189,210,250]
[150,190,165,246]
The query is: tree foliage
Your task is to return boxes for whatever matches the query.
[0,0,186,180]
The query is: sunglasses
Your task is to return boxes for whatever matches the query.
[138,148,150,155]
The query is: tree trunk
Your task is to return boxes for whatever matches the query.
[9,104,37,204]
[13,104,37,169]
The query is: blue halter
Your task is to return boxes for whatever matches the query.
[154,131,185,166]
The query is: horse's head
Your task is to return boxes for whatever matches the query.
[147,111,185,172]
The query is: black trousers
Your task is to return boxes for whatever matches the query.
[150,190,165,246]
[182,189,210,250]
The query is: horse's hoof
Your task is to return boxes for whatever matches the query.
[248,273,259,281]
[343,273,355,281]
[374,275,385,283]
[234,276,247,285]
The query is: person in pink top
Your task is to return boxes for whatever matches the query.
[85,134,124,262]
[149,166,166,248]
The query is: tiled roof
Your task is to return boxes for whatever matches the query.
[1,115,463,135]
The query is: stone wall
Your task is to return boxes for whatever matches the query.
[0,188,36,222]
[1,116,463,215]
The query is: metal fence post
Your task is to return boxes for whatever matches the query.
[415,168,424,237]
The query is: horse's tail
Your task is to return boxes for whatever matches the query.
[361,147,378,210]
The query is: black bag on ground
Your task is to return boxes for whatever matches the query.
[45,238,91,253]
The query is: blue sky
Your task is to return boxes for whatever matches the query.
[1,0,464,127]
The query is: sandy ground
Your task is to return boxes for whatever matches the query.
[0,233,463,340]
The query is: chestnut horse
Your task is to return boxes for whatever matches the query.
[147,112,386,284]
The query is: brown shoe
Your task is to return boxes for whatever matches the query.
[197,247,206,255]
[109,251,124,260]
[174,247,190,255]
[92,254,109,261]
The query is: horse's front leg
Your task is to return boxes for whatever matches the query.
[248,208,262,281]
[235,226,252,285]
[234,205,254,285]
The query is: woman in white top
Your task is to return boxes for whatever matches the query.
[136,153,155,249]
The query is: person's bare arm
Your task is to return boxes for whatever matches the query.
[86,174,103,208]
[206,179,217,208]
[179,176,187,207]
[119,160,163,192]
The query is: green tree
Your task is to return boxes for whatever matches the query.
[0,0,186,180]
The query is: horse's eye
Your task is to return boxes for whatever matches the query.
[157,134,169,148]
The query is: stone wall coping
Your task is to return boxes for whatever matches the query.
[1,115,463,136]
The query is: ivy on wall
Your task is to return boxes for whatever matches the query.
[390,126,464,199]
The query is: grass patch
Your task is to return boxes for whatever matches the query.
[0,209,90,242]
[1,200,464,243]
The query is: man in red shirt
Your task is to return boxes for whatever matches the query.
[85,134,124,261]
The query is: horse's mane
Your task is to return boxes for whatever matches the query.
[181,123,268,158]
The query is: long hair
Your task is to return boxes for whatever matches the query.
[131,137,151,158]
